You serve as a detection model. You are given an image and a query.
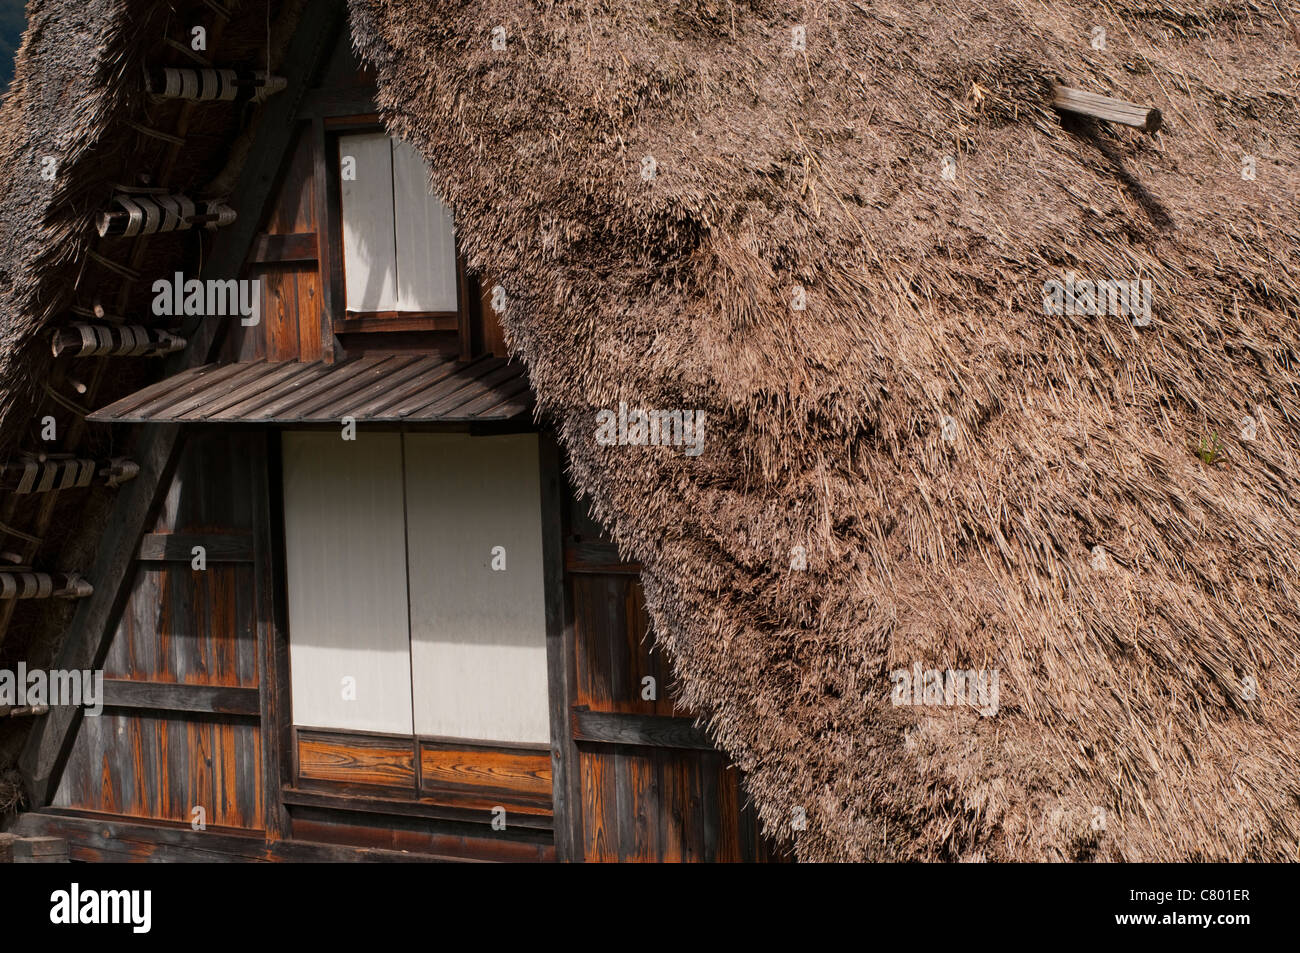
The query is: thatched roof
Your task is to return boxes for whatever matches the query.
[1,0,1297,859]
[348,0,1300,860]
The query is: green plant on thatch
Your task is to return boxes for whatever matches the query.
[1195,431,1223,466]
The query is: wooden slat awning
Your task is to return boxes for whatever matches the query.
[87,355,533,424]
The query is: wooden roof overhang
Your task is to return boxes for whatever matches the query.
[87,354,533,425]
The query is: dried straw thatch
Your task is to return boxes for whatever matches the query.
[348,0,1300,860]
[1,0,1296,861]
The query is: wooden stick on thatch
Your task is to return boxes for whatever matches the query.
[1052,85,1162,133]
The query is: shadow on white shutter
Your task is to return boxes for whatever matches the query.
[339,132,398,312]
[404,433,551,744]
[282,431,414,734]
[392,138,459,313]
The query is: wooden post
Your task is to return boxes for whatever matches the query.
[1052,85,1162,133]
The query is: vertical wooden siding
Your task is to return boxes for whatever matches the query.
[52,712,264,829]
[52,431,270,831]
[565,496,781,862]
[223,127,324,363]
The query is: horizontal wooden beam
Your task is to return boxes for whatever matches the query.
[137,532,254,562]
[564,540,641,574]
[13,811,452,862]
[102,679,260,716]
[1052,85,1162,133]
[248,231,318,264]
[571,709,715,751]
[282,786,555,830]
[300,86,378,118]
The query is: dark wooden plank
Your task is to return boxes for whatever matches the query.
[352,355,465,417]
[13,812,453,862]
[317,354,451,418]
[451,373,532,418]
[572,710,715,751]
[220,359,336,419]
[138,532,254,563]
[336,313,458,334]
[92,362,251,422]
[285,353,425,418]
[699,750,720,862]
[614,748,632,861]
[659,750,686,862]
[408,361,520,418]
[300,85,377,117]
[248,231,318,264]
[538,432,580,861]
[312,115,341,363]
[281,787,554,830]
[386,356,499,417]
[102,679,260,716]
[249,431,288,839]
[579,749,615,861]
[130,361,258,420]
[573,576,616,710]
[290,809,552,861]
[181,361,319,420]
[264,354,398,419]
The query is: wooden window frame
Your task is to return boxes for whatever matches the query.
[317,117,472,338]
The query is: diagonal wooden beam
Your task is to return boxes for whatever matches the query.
[19,0,349,808]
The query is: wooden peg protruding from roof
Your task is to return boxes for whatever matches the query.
[1052,85,1162,133]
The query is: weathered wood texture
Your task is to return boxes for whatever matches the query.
[1052,85,1162,132]
[51,431,270,831]
[15,812,457,862]
[576,746,777,863]
[290,810,554,862]
[223,128,325,363]
[420,742,551,800]
[298,730,415,790]
[293,728,554,817]
[571,573,682,716]
[51,711,264,829]
[565,493,783,862]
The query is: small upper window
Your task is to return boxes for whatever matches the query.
[338,133,458,315]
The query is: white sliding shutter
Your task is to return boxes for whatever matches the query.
[282,431,413,734]
[391,139,459,313]
[339,132,398,312]
[403,434,550,744]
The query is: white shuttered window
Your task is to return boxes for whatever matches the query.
[339,133,458,314]
[282,432,549,745]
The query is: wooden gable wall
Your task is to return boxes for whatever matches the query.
[51,430,275,834]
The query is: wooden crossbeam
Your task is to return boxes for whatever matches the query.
[1052,85,1162,133]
